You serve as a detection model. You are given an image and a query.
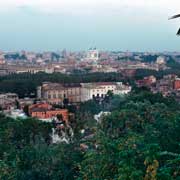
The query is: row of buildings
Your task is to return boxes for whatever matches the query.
[136,74,180,99]
[37,82,131,105]
[0,93,70,122]
[0,49,170,76]
[0,81,131,122]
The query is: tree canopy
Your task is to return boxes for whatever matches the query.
[0,90,180,179]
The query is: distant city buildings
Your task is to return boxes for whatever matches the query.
[0,49,172,76]
[85,48,99,62]
[0,93,18,110]
[156,56,166,65]
[136,76,157,88]
[137,74,180,100]
[1,49,180,123]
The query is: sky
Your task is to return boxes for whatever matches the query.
[1,0,180,52]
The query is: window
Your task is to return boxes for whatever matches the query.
[51,94,54,99]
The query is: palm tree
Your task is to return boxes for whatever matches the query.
[169,14,180,35]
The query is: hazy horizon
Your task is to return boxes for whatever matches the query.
[1,0,180,52]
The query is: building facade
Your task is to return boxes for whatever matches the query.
[174,78,180,90]
[85,48,99,62]
[0,93,18,110]
[37,82,131,104]
[29,103,69,122]
[81,82,117,101]
[81,82,131,101]
[37,82,82,105]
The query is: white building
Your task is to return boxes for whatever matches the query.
[114,82,132,95]
[81,82,116,101]
[86,48,99,62]
[156,56,166,65]
[81,82,131,101]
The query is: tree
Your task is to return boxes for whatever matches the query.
[78,91,180,179]
[1,89,180,179]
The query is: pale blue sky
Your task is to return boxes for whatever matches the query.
[0,0,180,52]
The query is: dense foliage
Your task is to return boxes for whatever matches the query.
[0,90,180,179]
[0,115,82,180]
[78,91,180,179]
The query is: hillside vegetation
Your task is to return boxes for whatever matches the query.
[0,90,180,179]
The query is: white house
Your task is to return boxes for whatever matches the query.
[81,82,131,101]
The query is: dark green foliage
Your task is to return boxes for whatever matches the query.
[0,115,82,180]
[78,91,180,179]
[4,53,27,60]
[141,55,158,63]
[0,90,180,179]
[135,69,165,80]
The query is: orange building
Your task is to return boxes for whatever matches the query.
[174,78,180,90]
[29,103,69,122]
